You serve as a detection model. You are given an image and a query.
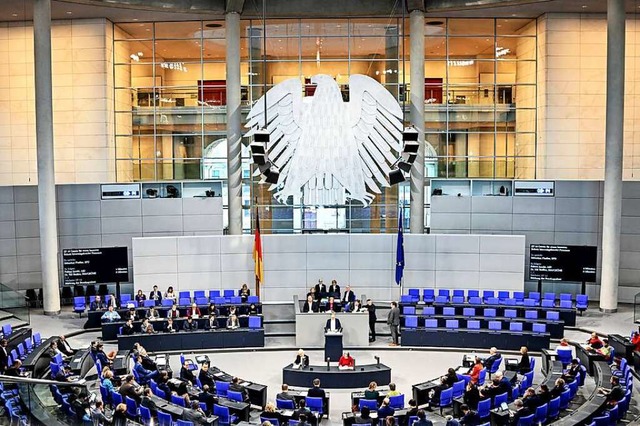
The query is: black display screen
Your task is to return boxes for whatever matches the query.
[529,244,597,282]
[62,247,129,285]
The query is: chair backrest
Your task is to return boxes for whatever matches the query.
[518,414,534,426]
[24,337,33,351]
[403,306,416,315]
[576,294,588,306]
[248,316,262,329]
[477,398,491,418]
[179,297,191,306]
[228,390,243,402]
[453,289,464,297]
[138,405,152,421]
[161,299,174,306]
[452,296,465,304]
[405,315,418,328]
[542,299,555,308]
[74,296,85,306]
[440,387,453,404]
[178,421,195,426]
[532,323,546,333]
[260,418,279,426]
[423,306,435,316]
[143,299,155,307]
[469,296,482,304]
[230,296,242,304]
[556,347,573,364]
[483,290,495,300]
[494,392,508,407]
[359,399,378,411]
[524,371,534,389]
[215,381,229,396]
[209,290,221,299]
[504,298,517,306]
[438,289,450,298]
[214,296,226,305]
[546,311,560,321]
[504,309,517,318]
[196,297,208,305]
[559,389,571,409]
[560,300,573,309]
[463,307,475,317]
[445,319,459,329]
[179,291,190,299]
[535,403,547,422]
[125,396,138,417]
[548,396,560,418]
[171,394,186,407]
[498,291,510,300]
[400,295,413,304]
[389,394,404,409]
[276,399,295,409]
[435,295,448,304]
[2,324,11,336]
[529,292,540,300]
[111,390,123,406]
[543,292,555,300]
[306,396,323,413]
[452,380,465,398]
[487,297,499,305]
[523,298,536,307]
[156,388,166,399]
[593,414,610,426]
[408,288,419,297]
[120,294,132,304]
[524,310,537,319]
[488,321,502,330]
[513,291,525,301]
[509,322,523,332]
[467,320,480,329]
[484,308,496,317]
[443,307,455,316]
[248,295,259,303]
[223,289,235,298]
[423,289,435,300]
[193,290,205,298]
[158,410,174,426]
[425,319,438,328]
[560,293,571,301]
[478,369,487,386]
[467,290,479,298]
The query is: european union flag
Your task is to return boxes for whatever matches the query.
[395,207,405,285]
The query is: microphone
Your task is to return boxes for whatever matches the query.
[326,357,331,371]
[374,356,380,367]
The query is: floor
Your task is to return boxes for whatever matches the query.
[19,302,640,425]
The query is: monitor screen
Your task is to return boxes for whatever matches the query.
[62,247,129,285]
[529,244,597,282]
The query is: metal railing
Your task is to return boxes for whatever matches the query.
[0,282,30,325]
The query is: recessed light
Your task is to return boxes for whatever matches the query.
[582,4,588,8]
[132,18,138,21]
[426,21,444,26]
[206,23,222,28]
[11,13,17,17]
[65,11,72,15]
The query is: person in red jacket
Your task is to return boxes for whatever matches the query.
[467,357,483,384]
[338,352,355,370]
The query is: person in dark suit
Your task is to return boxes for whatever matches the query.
[303,295,319,313]
[387,301,400,346]
[428,376,450,406]
[294,349,309,369]
[198,363,216,389]
[522,387,542,411]
[183,400,210,425]
[149,285,162,303]
[121,319,135,336]
[229,377,249,401]
[366,299,377,342]
[277,384,295,401]
[180,360,196,385]
[509,399,531,425]
[323,296,341,313]
[414,409,434,426]
[328,280,340,298]
[293,400,312,422]
[378,398,395,418]
[261,402,283,424]
[140,388,158,416]
[183,316,198,331]
[463,382,480,410]
[5,360,22,377]
[405,399,419,425]
[314,280,326,300]
[199,384,217,413]
[483,347,501,369]
[562,359,581,382]
[0,339,9,374]
[119,375,143,403]
[57,336,76,356]
[307,378,325,399]
[356,406,374,424]
[208,303,220,317]
[517,346,531,374]
[164,318,176,333]
[324,312,342,332]
[239,284,251,303]
[342,286,356,305]
[550,378,566,399]
[459,404,481,426]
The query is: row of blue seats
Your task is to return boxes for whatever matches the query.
[403,306,564,321]
[8,331,43,368]
[400,289,588,310]
[403,317,548,333]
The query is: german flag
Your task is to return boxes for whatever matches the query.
[253,209,264,288]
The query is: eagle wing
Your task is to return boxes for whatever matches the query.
[245,78,305,189]
[348,74,403,200]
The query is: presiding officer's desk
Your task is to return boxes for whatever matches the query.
[293,296,369,348]
[608,334,636,362]
[283,363,391,389]
[401,327,550,351]
[117,328,265,351]
[576,343,607,376]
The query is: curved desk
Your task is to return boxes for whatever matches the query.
[282,363,391,389]
[117,328,265,351]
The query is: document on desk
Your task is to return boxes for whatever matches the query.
[299,391,308,396]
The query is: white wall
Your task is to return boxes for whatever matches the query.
[132,234,525,302]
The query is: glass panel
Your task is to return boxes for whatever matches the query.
[301,37,348,60]
[497,18,536,36]
[264,19,300,37]
[447,62,494,86]
[514,133,536,157]
[425,19,446,37]
[351,18,403,37]
[202,39,228,60]
[116,22,153,39]
[155,21,203,39]
[264,38,300,60]
[448,37,495,59]
[350,37,396,59]
[113,40,154,63]
[301,19,349,37]
[448,19,494,36]
[514,156,535,179]
[202,21,226,38]
[299,61,349,79]
[155,40,202,61]
[425,37,446,59]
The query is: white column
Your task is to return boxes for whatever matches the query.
[600,0,625,312]
[409,9,425,234]
[34,0,60,314]
[226,11,243,235]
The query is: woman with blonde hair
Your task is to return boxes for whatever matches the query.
[364,381,379,400]
[260,401,282,424]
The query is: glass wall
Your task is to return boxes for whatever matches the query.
[113,16,536,233]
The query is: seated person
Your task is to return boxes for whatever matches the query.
[562,359,581,382]
[208,303,220,317]
[550,378,566,399]
[388,383,400,397]
[480,372,510,400]
[509,399,531,426]
[355,406,373,425]
[90,295,105,311]
[5,359,23,377]
[378,398,395,418]
[556,338,573,358]
[277,383,295,401]
[106,294,118,309]
[205,314,218,330]
[183,316,198,331]
[307,378,325,399]
[183,400,212,425]
[156,371,172,401]
[599,376,625,403]
[199,362,216,389]
[428,376,449,407]
[227,314,240,329]
[294,349,309,369]
[46,340,62,358]
[135,290,146,305]
[596,339,612,360]
[149,285,162,303]
[413,409,433,426]
[517,347,531,374]
[537,384,551,404]
[199,384,217,413]
[91,400,112,425]
[586,332,604,350]
[364,381,379,400]
[324,311,342,332]
[522,387,542,411]
[322,296,341,313]
[164,317,177,333]
[57,335,76,357]
[101,306,121,323]
[121,319,135,336]
[261,402,283,424]
[133,355,158,385]
[140,388,158,417]
[123,307,137,322]
[141,318,154,333]
[293,399,312,421]
[119,374,143,403]
[349,299,363,313]
[102,369,116,393]
[187,303,201,318]
[483,347,501,369]
[303,295,319,313]
[229,376,249,401]
[459,404,480,426]
[463,382,480,410]
[444,368,458,387]
[228,306,238,317]
[466,357,483,384]
[632,330,640,352]
[338,351,355,370]
[240,283,251,303]
[95,343,115,367]
[168,304,180,319]
[180,360,197,385]
[164,286,177,303]
[146,307,160,320]
[247,303,259,315]
[405,399,419,419]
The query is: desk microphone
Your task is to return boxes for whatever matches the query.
[326,357,331,371]
[374,356,380,367]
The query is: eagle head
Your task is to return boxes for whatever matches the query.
[310,74,333,86]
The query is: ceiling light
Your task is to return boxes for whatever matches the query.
[206,23,222,28]
[426,21,444,26]
[132,18,138,21]
[11,13,17,17]
[66,11,72,15]
[582,5,588,8]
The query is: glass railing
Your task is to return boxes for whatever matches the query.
[0,282,30,326]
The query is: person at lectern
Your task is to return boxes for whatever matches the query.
[314,279,326,300]
[205,314,218,330]
[293,349,309,369]
[366,299,377,342]
[149,285,162,303]
[187,303,201,318]
[323,296,341,313]
[90,295,105,311]
[227,314,240,329]
[325,311,342,332]
[183,316,198,331]
[338,351,355,370]
[328,280,340,298]
[303,295,319,313]
[240,283,251,303]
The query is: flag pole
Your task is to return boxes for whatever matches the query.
[399,205,404,299]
